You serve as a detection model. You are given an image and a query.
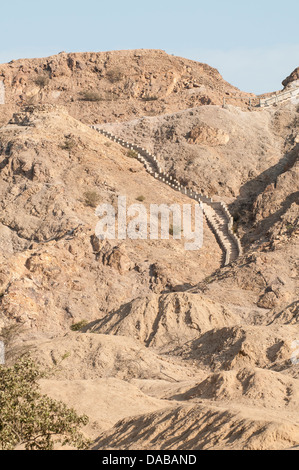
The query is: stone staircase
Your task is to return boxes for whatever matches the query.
[91,126,242,266]
[259,84,299,107]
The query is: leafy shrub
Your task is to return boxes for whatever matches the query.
[70,320,88,332]
[0,357,90,450]
[136,195,145,202]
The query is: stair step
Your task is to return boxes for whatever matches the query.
[91,126,243,265]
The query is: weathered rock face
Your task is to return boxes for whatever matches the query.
[282,67,299,88]
[251,158,299,251]
[88,292,240,349]
[188,123,230,146]
[95,102,296,203]
[0,49,253,127]
[101,244,134,275]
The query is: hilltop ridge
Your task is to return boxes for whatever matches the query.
[0,49,253,126]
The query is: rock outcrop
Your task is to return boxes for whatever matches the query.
[282,67,299,88]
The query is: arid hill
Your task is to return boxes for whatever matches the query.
[0,49,253,127]
[0,50,298,450]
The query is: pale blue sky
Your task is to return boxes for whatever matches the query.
[0,0,298,94]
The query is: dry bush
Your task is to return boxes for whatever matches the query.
[127,150,138,159]
[83,191,100,208]
[106,68,123,83]
[142,94,158,101]
[34,75,50,88]
[60,136,77,151]
[80,90,102,102]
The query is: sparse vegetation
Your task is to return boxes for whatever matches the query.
[79,90,119,102]
[60,136,77,151]
[0,356,90,450]
[286,223,296,235]
[127,150,138,159]
[61,352,71,361]
[79,90,102,102]
[106,68,123,83]
[142,94,159,101]
[34,75,50,88]
[136,195,145,202]
[203,275,215,284]
[83,191,100,208]
[70,320,88,332]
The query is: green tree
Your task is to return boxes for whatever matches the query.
[0,357,90,450]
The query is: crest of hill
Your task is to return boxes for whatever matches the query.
[0,49,252,126]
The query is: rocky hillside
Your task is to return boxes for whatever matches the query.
[0,105,222,333]
[0,49,253,127]
[282,66,299,88]
[0,51,298,450]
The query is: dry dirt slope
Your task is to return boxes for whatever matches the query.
[0,105,223,333]
[0,51,298,450]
